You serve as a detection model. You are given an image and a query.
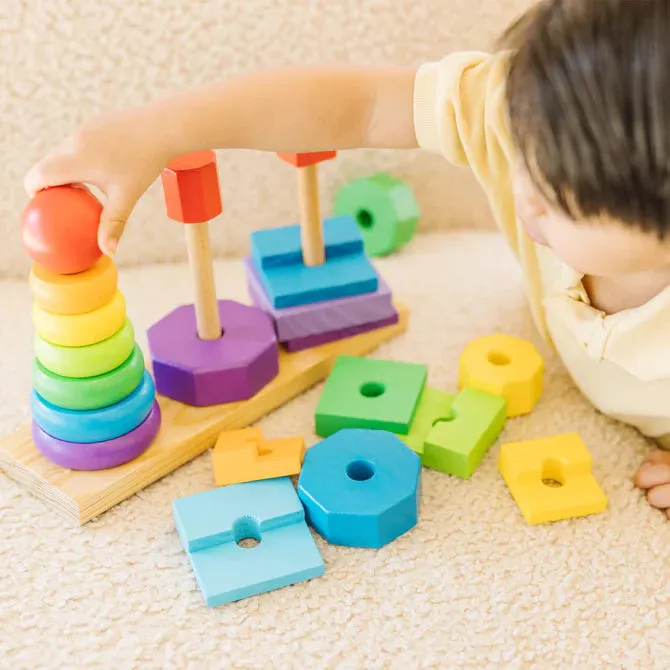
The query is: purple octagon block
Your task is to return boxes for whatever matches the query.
[32,400,161,471]
[283,311,399,353]
[147,300,279,407]
[245,258,396,341]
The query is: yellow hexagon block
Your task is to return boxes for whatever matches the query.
[458,334,543,416]
[498,433,607,524]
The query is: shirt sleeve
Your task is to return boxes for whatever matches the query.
[413,51,521,257]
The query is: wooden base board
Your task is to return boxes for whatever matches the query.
[0,304,408,526]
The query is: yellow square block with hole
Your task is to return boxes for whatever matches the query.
[212,427,305,487]
[498,433,607,524]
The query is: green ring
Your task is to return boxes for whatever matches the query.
[34,319,135,379]
[33,345,146,411]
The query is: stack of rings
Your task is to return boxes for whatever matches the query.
[29,255,161,470]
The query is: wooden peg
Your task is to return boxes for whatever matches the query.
[161,150,223,341]
[278,151,336,267]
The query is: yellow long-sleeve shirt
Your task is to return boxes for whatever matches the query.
[414,52,670,441]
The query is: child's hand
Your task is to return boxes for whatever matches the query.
[634,450,670,520]
[24,107,172,256]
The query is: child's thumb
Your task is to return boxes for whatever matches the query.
[98,195,134,256]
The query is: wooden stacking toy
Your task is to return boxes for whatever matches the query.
[245,152,399,351]
[23,186,161,470]
[149,151,279,407]
[1,151,407,526]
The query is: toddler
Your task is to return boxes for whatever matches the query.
[25,0,670,518]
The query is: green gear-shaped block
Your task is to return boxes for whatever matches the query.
[334,173,419,257]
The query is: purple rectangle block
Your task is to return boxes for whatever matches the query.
[283,312,400,353]
[244,257,395,341]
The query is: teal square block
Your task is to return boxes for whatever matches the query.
[173,477,324,607]
[249,216,378,308]
[421,387,506,478]
[315,355,427,437]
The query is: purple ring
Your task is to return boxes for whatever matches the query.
[32,400,161,471]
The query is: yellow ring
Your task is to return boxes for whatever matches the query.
[33,290,127,347]
[29,256,118,315]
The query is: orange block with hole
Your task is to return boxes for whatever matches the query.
[498,433,607,524]
[459,334,543,417]
[211,427,306,486]
[277,151,337,168]
[161,150,222,224]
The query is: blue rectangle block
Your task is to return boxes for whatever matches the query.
[250,215,363,269]
[250,216,379,309]
[173,477,304,552]
[189,522,325,607]
[173,477,325,607]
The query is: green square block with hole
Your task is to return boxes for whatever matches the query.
[422,387,506,479]
[315,355,427,437]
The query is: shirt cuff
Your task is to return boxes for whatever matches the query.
[413,62,441,153]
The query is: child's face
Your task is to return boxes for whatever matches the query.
[513,166,670,277]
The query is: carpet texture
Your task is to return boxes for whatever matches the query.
[0,0,534,277]
[1,233,669,668]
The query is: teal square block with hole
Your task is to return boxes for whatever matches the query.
[315,355,427,437]
[173,477,324,607]
[249,216,378,308]
[420,387,506,479]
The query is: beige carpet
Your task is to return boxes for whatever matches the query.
[1,232,669,668]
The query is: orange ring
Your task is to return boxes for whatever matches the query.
[30,256,118,315]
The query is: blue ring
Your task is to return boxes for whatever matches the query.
[31,371,156,444]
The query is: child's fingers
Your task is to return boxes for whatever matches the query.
[24,151,84,196]
[634,462,670,489]
[646,483,670,509]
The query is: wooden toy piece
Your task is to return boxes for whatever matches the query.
[32,290,126,348]
[32,402,161,471]
[283,312,398,353]
[148,300,279,407]
[334,173,420,257]
[31,371,156,444]
[161,151,223,341]
[246,260,395,341]
[32,345,145,411]
[423,388,506,478]
[21,185,103,275]
[315,355,427,437]
[298,429,421,548]
[0,302,408,526]
[173,477,324,607]
[34,319,135,379]
[459,334,544,417]
[498,433,607,524]
[278,151,336,267]
[402,387,455,454]
[211,427,305,487]
[249,216,377,309]
[29,257,118,315]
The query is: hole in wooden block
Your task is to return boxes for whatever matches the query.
[487,351,511,366]
[233,515,261,549]
[346,459,375,482]
[359,381,385,398]
[356,209,374,230]
[541,458,565,488]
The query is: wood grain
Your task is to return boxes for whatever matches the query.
[0,304,408,526]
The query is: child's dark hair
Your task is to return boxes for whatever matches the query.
[501,0,670,237]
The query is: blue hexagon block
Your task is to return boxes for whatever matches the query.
[298,429,421,548]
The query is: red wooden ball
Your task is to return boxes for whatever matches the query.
[22,185,103,275]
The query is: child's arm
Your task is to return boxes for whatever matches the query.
[25,66,417,255]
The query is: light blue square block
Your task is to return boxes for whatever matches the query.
[250,216,378,308]
[188,522,324,607]
[173,477,304,552]
[173,477,325,607]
